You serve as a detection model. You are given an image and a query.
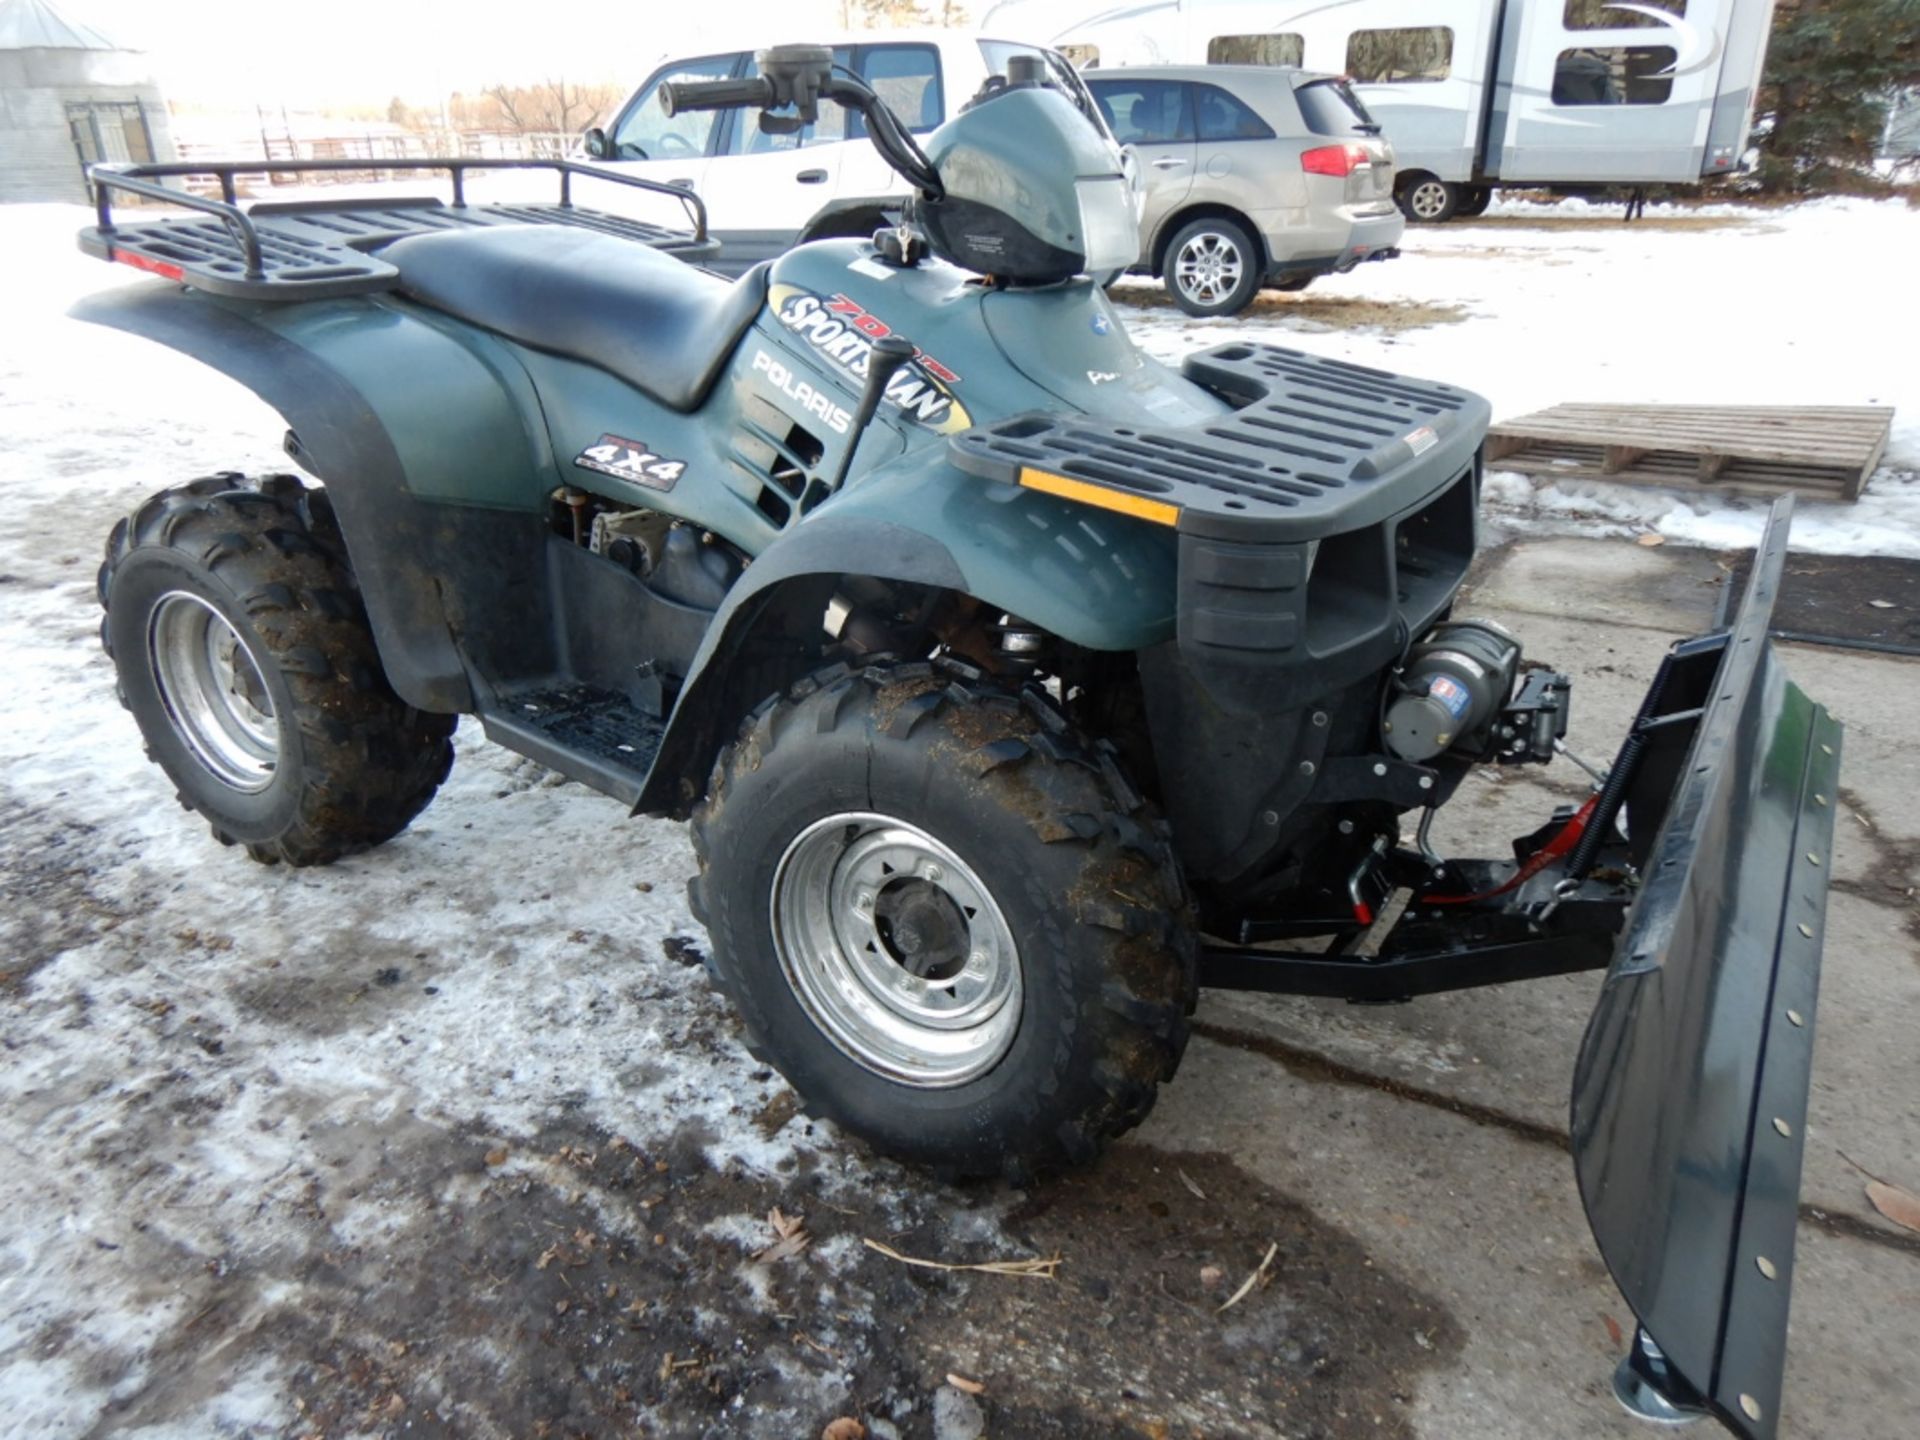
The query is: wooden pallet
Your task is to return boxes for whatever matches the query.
[1486,403,1893,502]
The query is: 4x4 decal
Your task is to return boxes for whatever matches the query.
[573,435,685,490]
[770,285,971,435]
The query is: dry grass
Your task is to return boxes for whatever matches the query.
[1119,286,1467,333]
[1454,212,1768,233]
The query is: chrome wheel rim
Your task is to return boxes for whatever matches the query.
[1408,180,1450,220]
[148,591,278,792]
[1174,231,1244,308]
[770,812,1022,1087]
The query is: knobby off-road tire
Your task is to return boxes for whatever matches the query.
[98,473,454,866]
[689,657,1198,1183]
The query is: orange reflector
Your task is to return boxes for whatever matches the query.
[1017,467,1179,527]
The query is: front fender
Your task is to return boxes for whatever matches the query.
[637,456,1177,815]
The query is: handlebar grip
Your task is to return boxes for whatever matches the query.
[660,76,776,116]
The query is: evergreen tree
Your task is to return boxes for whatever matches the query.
[1752,0,1920,191]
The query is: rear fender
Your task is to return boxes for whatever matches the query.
[71,283,559,712]
[637,456,1179,815]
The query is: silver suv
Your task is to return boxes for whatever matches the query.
[1085,65,1402,317]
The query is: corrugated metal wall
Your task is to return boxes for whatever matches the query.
[0,47,175,204]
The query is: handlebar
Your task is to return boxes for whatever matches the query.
[661,51,944,198]
[660,75,776,116]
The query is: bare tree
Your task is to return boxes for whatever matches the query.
[481,78,621,135]
[483,83,534,134]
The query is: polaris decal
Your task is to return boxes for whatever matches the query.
[770,285,971,434]
[751,349,852,435]
[574,434,685,489]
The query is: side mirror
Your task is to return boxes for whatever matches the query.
[583,127,610,159]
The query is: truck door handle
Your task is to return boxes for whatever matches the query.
[797,168,828,184]
[1151,157,1187,169]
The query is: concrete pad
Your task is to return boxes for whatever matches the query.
[1134,1030,1920,1439]
[1461,535,1728,633]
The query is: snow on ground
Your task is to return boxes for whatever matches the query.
[0,205,884,1436]
[1118,194,1920,557]
[0,195,1912,1436]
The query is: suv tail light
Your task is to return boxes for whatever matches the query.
[1302,142,1369,178]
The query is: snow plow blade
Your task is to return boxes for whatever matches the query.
[1571,497,1840,1439]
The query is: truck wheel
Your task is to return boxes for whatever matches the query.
[98,473,454,866]
[1398,175,1459,224]
[1166,216,1261,317]
[689,658,1196,1182]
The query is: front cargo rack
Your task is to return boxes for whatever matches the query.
[81,157,716,301]
[950,344,1491,541]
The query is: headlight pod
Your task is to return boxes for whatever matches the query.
[1076,176,1140,273]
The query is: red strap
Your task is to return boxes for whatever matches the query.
[1420,795,1598,906]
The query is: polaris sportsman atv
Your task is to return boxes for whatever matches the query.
[77,46,1835,1439]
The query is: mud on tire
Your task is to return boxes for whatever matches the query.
[98,472,455,866]
[689,657,1198,1183]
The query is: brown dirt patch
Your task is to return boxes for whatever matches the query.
[78,1114,1462,1439]
[1120,288,1467,333]
[1451,213,1770,233]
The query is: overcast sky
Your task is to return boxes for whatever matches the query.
[72,0,857,107]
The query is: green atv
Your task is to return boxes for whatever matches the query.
[77,46,1835,1438]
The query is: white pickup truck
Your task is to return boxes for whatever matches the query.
[583,29,1123,275]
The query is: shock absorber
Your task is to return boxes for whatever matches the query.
[991,613,1047,674]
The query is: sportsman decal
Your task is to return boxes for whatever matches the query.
[770,285,971,434]
[573,435,685,490]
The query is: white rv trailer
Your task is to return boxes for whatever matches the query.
[982,0,1778,220]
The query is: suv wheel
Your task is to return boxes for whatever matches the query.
[1399,175,1459,224]
[1165,217,1261,317]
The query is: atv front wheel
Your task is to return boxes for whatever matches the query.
[690,659,1196,1182]
[99,473,454,865]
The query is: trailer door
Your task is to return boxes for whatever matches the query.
[1491,0,1736,184]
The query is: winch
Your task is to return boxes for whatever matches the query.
[1382,619,1521,762]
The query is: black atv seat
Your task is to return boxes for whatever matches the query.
[383,226,768,413]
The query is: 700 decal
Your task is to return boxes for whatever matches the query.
[573,434,685,490]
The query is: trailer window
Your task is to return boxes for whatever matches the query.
[1563,0,1686,29]
[1552,47,1678,105]
[1207,34,1304,67]
[1346,27,1453,84]
[1058,43,1099,68]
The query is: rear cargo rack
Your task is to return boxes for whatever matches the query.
[950,343,1490,541]
[81,157,716,301]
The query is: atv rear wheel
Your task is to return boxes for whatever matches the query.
[689,659,1196,1182]
[98,473,455,866]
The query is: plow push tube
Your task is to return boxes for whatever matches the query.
[1571,497,1840,1438]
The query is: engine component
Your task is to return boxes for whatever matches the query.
[1383,619,1521,762]
[590,506,673,575]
